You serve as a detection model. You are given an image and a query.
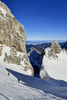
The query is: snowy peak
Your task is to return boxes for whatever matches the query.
[40,41,67,81]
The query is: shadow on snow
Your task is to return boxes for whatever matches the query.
[6,68,67,99]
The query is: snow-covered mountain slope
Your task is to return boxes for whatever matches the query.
[40,47,67,82]
[0,44,33,76]
[0,66,67,100]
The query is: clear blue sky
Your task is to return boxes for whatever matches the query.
[1,0,67,40]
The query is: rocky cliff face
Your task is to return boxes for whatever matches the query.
[0,1,34,76]
[0,1,26,52]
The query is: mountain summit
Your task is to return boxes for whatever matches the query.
[51,40,61,53]
[0,1,34,76]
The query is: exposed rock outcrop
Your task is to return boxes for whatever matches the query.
[0,1,34,76]
[45,40,61,58]
[51,40,61,53]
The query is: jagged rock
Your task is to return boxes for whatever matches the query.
[44,40,61,58]
[51,40,61,53]
[0,1,34,76]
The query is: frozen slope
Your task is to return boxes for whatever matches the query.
[0,44,33,76]
[40,48,67,82]
[0,66,67,99]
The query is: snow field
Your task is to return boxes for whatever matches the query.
[0,66,64,100]
[41,50,67,82]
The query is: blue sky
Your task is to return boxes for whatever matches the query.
[1,0,67,40]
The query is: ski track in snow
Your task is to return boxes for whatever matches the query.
[0,66,65,100]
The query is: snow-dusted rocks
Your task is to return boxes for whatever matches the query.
[0,1,34,76]
[0,45,34,76]
[51,40,61,53]
[40,40,67,82]
[44,40,61,59]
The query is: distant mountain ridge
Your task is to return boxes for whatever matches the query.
[26,40,67,45]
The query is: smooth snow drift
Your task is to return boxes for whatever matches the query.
[40,48,67,82]
[0,65,67,100]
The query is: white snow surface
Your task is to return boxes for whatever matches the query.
[0,7,7,15]
[0,44,32,76]
[40,48,67,82]
[0,65,67,100]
